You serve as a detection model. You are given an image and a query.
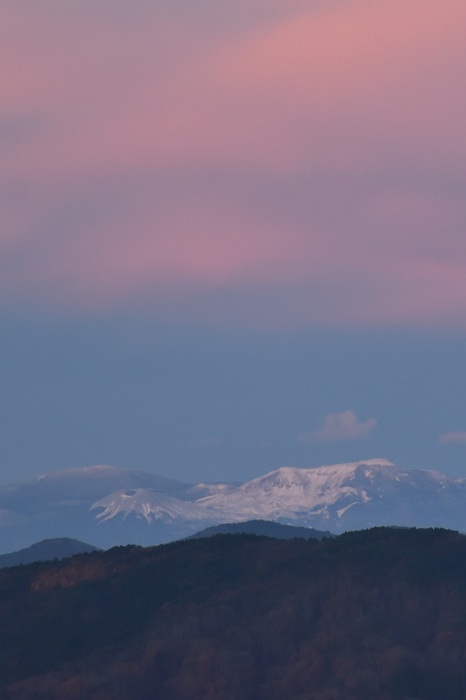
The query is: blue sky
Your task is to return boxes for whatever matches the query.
[2,313,466,483]
[1,0,466,484]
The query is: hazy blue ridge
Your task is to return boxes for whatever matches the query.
[187,519,333,540]
[0,537,100,569]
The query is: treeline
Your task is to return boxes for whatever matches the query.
[2,528,466,699]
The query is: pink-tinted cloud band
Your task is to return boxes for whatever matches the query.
[1,1,465,327]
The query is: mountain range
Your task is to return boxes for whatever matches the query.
[0,458,465,553]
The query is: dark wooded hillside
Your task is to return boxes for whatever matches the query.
[2,528,466,699]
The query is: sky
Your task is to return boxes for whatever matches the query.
[1,0,466,485]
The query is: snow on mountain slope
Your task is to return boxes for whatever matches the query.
[195,460,394,518]
[185,482,239,499]
[91,489,219,525]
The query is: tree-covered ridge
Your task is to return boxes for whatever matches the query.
[2,528,466,699]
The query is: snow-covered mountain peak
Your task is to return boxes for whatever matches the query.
[350,458,395,468]
[235,459,396,495]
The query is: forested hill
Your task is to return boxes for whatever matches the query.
[2,528,466,699]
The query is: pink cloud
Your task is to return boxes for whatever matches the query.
[0,1,465,326]
[2,0,465,176]
[300,411,378,442]
[439,432,466,445]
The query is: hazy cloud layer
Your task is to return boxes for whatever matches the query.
[1,0,466,326]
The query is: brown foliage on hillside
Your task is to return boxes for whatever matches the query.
[1,529,466,699]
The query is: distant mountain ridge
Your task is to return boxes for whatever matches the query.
[0,538,99,569]
[188,520,332,540]
[0,459,464,552]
